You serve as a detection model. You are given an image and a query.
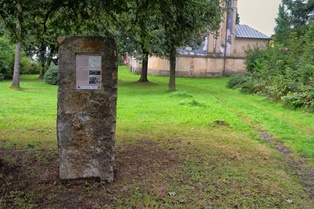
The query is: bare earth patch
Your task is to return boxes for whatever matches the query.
[0,140,184,208]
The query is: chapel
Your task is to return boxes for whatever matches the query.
[128,0,271,77]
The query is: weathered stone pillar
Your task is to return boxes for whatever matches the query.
[57,36,117,182]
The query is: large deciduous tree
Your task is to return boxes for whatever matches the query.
[0,1,24,88]
[0,0,53,87]
[114,1,163,82]
[0,0,126,85]
[157,0,222,90]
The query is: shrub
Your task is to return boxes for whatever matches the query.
[226,74,247,89]
[0,36,40,78]
[0,37,14,79]
[239,77,260,94]
[20,58,41,75]
[44,66,58,85]
[282,85,314,111]
[244,47,268,73]
[0,73,4,81]
[170,90,193,98]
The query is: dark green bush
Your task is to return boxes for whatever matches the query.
[44,66,58,85]
[0,36,40,78]
[0,73,4,81]
[244,47,268,73]
[227,32,314,111]
[282,84,314,110]
[20,58,41,75]
[0,37,14,79]
[227,9,314,111]
[226,74,247,89]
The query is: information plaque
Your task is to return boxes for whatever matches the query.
[76,55,102,90]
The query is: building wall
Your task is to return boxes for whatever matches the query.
[233,38,269,57]
[129,56,142,74]
[128,53,246,78]
[127,38,268,78]
[208,0,237,57]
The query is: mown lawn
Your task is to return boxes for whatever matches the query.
[0,66,313,208]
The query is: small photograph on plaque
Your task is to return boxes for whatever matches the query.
[89,70,101,75]
[89,70,101,84]
[89,56,101,68]
[76,55,102,90]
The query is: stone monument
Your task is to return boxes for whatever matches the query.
[57,36,117,182]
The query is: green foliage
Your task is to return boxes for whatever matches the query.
[169,90,193,98]
[44,65,58,85]
[0,36,14,78]
[227,73,249,88]
[0,73,4,81]
[20,57,40,75]
[228,0,314,111]
[228,30,314,111]
[282,83,314,110]
[0,35,38,79]
[273,2,291,45]
[236,11,240,24]
[244,47,268,73]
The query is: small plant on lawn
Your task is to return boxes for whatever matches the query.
[169,90,193,98]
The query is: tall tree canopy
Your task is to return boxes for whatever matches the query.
[0,0,126,86]
[155,0,222,90]
[0,0,224,90]
[274,0,314,45]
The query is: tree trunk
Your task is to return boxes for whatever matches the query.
[38,44,46,79]
[39,62,45,79]
[168,46,176,91]
[45,45,56,72]
[12,4,22,88]
[139,51,149,82]
[11,42,21,88]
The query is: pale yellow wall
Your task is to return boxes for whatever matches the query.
[136,55,246,77]
[148,56,169,71]
[128,37,268,77]
[225,58,246,74]
[128,56,142,74]
[233,38,269,57]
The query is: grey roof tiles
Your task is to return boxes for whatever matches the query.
[235,24,271,39]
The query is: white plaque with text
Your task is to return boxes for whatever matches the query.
[76,55,102,90]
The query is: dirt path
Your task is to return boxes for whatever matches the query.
[260,132,314,198]
[212,93,314,199]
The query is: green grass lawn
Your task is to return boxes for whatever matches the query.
[0,66,314,208]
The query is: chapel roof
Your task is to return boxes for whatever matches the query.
[235,24,271,40]
[178,24,271,56]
